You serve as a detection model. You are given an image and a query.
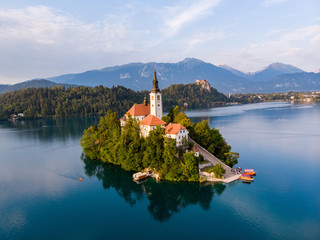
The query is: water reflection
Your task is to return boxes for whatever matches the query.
[82,155,226,222]
[0,117,99,142]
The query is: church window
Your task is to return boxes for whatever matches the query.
[152,96,154,100]
[152,104,154,107]
[158,104,160,107]
[157,95,160,100]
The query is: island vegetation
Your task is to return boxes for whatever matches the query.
[80,106,238,182]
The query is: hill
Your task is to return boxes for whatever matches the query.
[3,59,320,94]
[0,84,10,93]
[47,58,249,93]
[250,62,304,82]
[0,82,230,120]
[46,58,319,93]
[162,81,230,109]
[0,79,76,94]
[219,65,251,79]
[254,72,320,93]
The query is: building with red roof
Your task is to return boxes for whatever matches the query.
[121,70,190,141]
[139,115,166,138]
[165,123,189,146]
[120,70,163,129]
[120,97,150,127]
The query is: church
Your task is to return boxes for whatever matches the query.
[120,70,189,146]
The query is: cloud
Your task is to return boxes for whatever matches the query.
[163,0,221,37]
[264,0,288,5]
[187,30,225,51]
[211,24,320,72]
[282,25,320,44]
[0,5,135,83]
[0,6,129,52]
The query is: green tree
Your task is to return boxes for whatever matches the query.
[162,138,183,181]
[142,126,165,170]
[0,104,6,120]
[80,125,100,160]
[209,164,226,179]
[99,111,121,165]
[224,151,239,168]
[181,152,199,182]
[118,115,144,171]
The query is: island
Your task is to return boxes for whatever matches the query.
[81,71,239,182]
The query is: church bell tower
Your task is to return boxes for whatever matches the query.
[149,69,163,119]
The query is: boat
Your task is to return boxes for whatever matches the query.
[78,177,83,181]
[243,169,256,175]
[133,172,148,181]
[239,175,254,182]
[241,174,251,177]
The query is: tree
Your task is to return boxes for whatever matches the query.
[0,104,6,120]
[224,151,239,168]
[162,138,182,181]
[181,152,199,182]
[142,126,165,170]
[209,164,226,179]
[80,125,100,160]
[99,111,121,165]
[119,115,143,171]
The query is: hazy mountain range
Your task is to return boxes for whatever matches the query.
[1,58,320,94]
[0,79,75,94]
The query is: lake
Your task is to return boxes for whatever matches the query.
[0,102,319,240]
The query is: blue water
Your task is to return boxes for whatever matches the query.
[0,102,319,240]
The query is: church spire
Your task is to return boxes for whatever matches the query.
[151,69,160,93]
[143,95,148,106]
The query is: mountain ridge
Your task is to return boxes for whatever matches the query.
[3,58,320,94]
[0,79,76,94]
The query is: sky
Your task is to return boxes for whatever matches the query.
[0,0,319,84]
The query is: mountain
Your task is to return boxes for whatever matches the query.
[219,65,251,79]
[0,79,76,94]
[47,58,250,93]
[251,62,304,82]
[220,62,305,82]
[0,84,10,93]
[253,72,320,93]
[3,59,319,94]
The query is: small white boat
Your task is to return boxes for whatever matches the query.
[133,172,148,181]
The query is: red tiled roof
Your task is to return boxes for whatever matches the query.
[139,114,166,126]
[165,123,186,135]
[127,104,150,116]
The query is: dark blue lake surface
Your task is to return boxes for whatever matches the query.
[0,102,319,240]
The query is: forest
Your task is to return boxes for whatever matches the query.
[0,83,231,121]
[80,107,238,182]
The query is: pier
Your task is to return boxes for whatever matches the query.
[189,137,240,183]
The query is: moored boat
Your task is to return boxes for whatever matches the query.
[239,175,254,181]
[133,172,148,181]
[243,169,256,175]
